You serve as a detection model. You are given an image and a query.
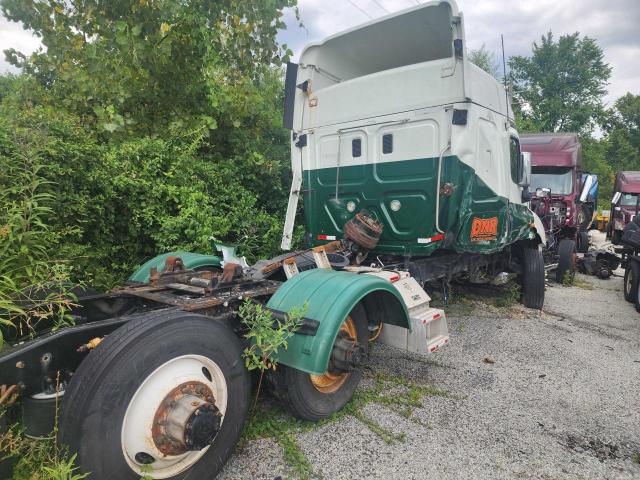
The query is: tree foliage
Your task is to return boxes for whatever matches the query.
[509,32,611,135]
[0,1,300,289]
[2,0,297,136]
[468,44,501,79]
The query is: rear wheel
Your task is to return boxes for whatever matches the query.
[520,245,545,309]
[59,310,250,480]
[556,239,577,284]
[269,304,368,421]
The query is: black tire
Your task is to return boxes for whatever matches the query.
[269,304,368,421]
[520,246,545,309]
[556,239,577,283]
[612,229,622,245]
[625,261,640,304]
[635,276,640,313]
[59,309,250,480]
[578,231,590,254]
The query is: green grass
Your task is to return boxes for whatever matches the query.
[494,282,521,308]
[242,372,449,479]
[0,414,87,480]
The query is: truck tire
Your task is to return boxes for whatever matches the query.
[635,276,640,313]
[624,261,640,303]
[612,229,622,245]
[578,231,590,254]
[269,304,368,421]
[556,239,577,284]
[59,309,250,480]
[520,246,545,309]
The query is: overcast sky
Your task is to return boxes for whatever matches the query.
[1,0,638,107]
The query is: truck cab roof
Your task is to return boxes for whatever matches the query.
[616,171,640,193]
[290,0,512,130]
[520,133,581,168]
[299,0,459,83]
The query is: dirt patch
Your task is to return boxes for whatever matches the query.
[562,433,640,464]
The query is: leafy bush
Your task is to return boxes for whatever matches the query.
[240,300,306,371]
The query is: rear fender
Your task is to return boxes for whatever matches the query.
[128,251,222,283]
[266,269,409,375]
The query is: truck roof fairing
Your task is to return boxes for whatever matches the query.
[520,133,581,168]
[299,0,460,83]
[616,171,640,194]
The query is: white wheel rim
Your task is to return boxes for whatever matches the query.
[121,354,228,478]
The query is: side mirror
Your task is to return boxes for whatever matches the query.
[518,152,531,187]
[282,62,299,130]
[580,174,594,202]
[612,191,621,205]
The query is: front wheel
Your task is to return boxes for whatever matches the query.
[269,304,368,421]
[520,245,545,309]
[556,239,577,284]
[59,310,250,480]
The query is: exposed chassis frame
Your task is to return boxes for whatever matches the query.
[0,279,283,395]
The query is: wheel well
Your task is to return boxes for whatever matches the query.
[359,289,410,330]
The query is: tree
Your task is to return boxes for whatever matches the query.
[1,0,297,136]
[509,32,611,134]
[580,135,614,202]
[468,44,501,79]
[606,93,640,149]
[0,1,302,287]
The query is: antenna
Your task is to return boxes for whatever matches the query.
[501,34,510,121]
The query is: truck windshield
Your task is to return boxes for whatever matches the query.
[530,167,573,195]
[620,193,639,206]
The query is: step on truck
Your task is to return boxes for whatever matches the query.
[521,133,598,282]
[0,1,546,478]
[608,171,640,244]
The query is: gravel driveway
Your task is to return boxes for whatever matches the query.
[220,239,640,479]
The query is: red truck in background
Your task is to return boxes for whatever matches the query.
[608,171,640,244]
[521,133,597,282]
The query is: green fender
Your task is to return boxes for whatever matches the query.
[128,251,222,283]
[267,269,410,375]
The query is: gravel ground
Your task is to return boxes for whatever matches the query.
[220,232,640,480]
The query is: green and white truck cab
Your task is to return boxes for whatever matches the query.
[282,0,544,262]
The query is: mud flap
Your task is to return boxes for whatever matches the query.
[376,276,450,354]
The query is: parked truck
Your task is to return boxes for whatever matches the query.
[0,2,547,479]
[608,171,640,244]
[521,133,597,282]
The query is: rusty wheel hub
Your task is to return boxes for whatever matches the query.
[310,316,362,393]
[152,381,221,456]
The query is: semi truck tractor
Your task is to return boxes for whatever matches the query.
[0,1,547,478]
[521,133,597,282]
[608,171,640,244]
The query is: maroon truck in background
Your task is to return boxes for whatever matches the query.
[608,171,640,244]
[521,133,595,282]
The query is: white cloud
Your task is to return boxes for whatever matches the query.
[0,16,41,73]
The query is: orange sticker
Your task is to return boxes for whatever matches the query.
[471,217,498,241]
